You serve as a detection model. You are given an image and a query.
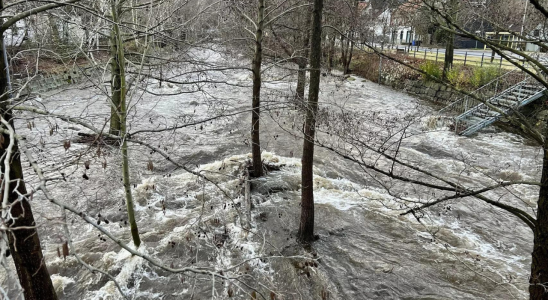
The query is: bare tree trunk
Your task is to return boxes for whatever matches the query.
[443,0,456,81]
[244,167,251,229]
[344,32,355,75]
[296,66,307,102]
[490,32,499,63]
[111,0,141,247]
[0,8,58,299]
[251,0,265,177]
[340,34,348,70]
[4,148,58,300]
[442,32,454,81]
[328,33,335,73]
[298,0,323,244]
[109,13,122,136]
[530,146,548,300]
[296,4,312,102]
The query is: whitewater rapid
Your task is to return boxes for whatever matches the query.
[1,47,539,299]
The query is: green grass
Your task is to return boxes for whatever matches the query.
[407,51,517,70]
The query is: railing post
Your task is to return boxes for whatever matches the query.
[518,83,523,105]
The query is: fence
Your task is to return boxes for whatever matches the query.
[382,45,524,70]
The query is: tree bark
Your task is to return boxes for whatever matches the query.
[341,33,355,75]
[344,32,355,75]
[0,4,58,298]
[442,0,457,81]
[3,141,58,300]
[296,4,312,102]
[490,32,499,63]
[298,0,323,243]
[442,31,454,81]
[328,33,335,73]
[109,9,122,136]
[251,0,265,177]
[340,34,347,70]
[111,0,141,247]
[296,65,307,102]
[530,147,548,299]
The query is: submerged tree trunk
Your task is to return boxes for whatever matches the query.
[296,5,312,102]
[0,13,58,300]
[530,146,548,300]
[111,0,141,247]
[251,0,265,177]
[298,0,323,243]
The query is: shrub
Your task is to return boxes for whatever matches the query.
[447,67,468,88]
[419,61,442,81]
[470,66,500,88]
[351,54,380,82]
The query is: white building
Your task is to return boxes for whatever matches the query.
[358,0,421,46]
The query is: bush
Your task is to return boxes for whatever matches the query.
[447,67,468,88]
[349,52,422,83]
[470,66,500,88]
[419,61,443,81]
[351,54,380,82]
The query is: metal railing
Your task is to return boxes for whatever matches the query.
[438,68,527,115]
[454,78,546,135]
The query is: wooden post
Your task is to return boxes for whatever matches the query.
[436,48,439,62]
[424,48,427,60]
[481,53,484,67]
[499,56,503,69]
[464,51,467,66]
